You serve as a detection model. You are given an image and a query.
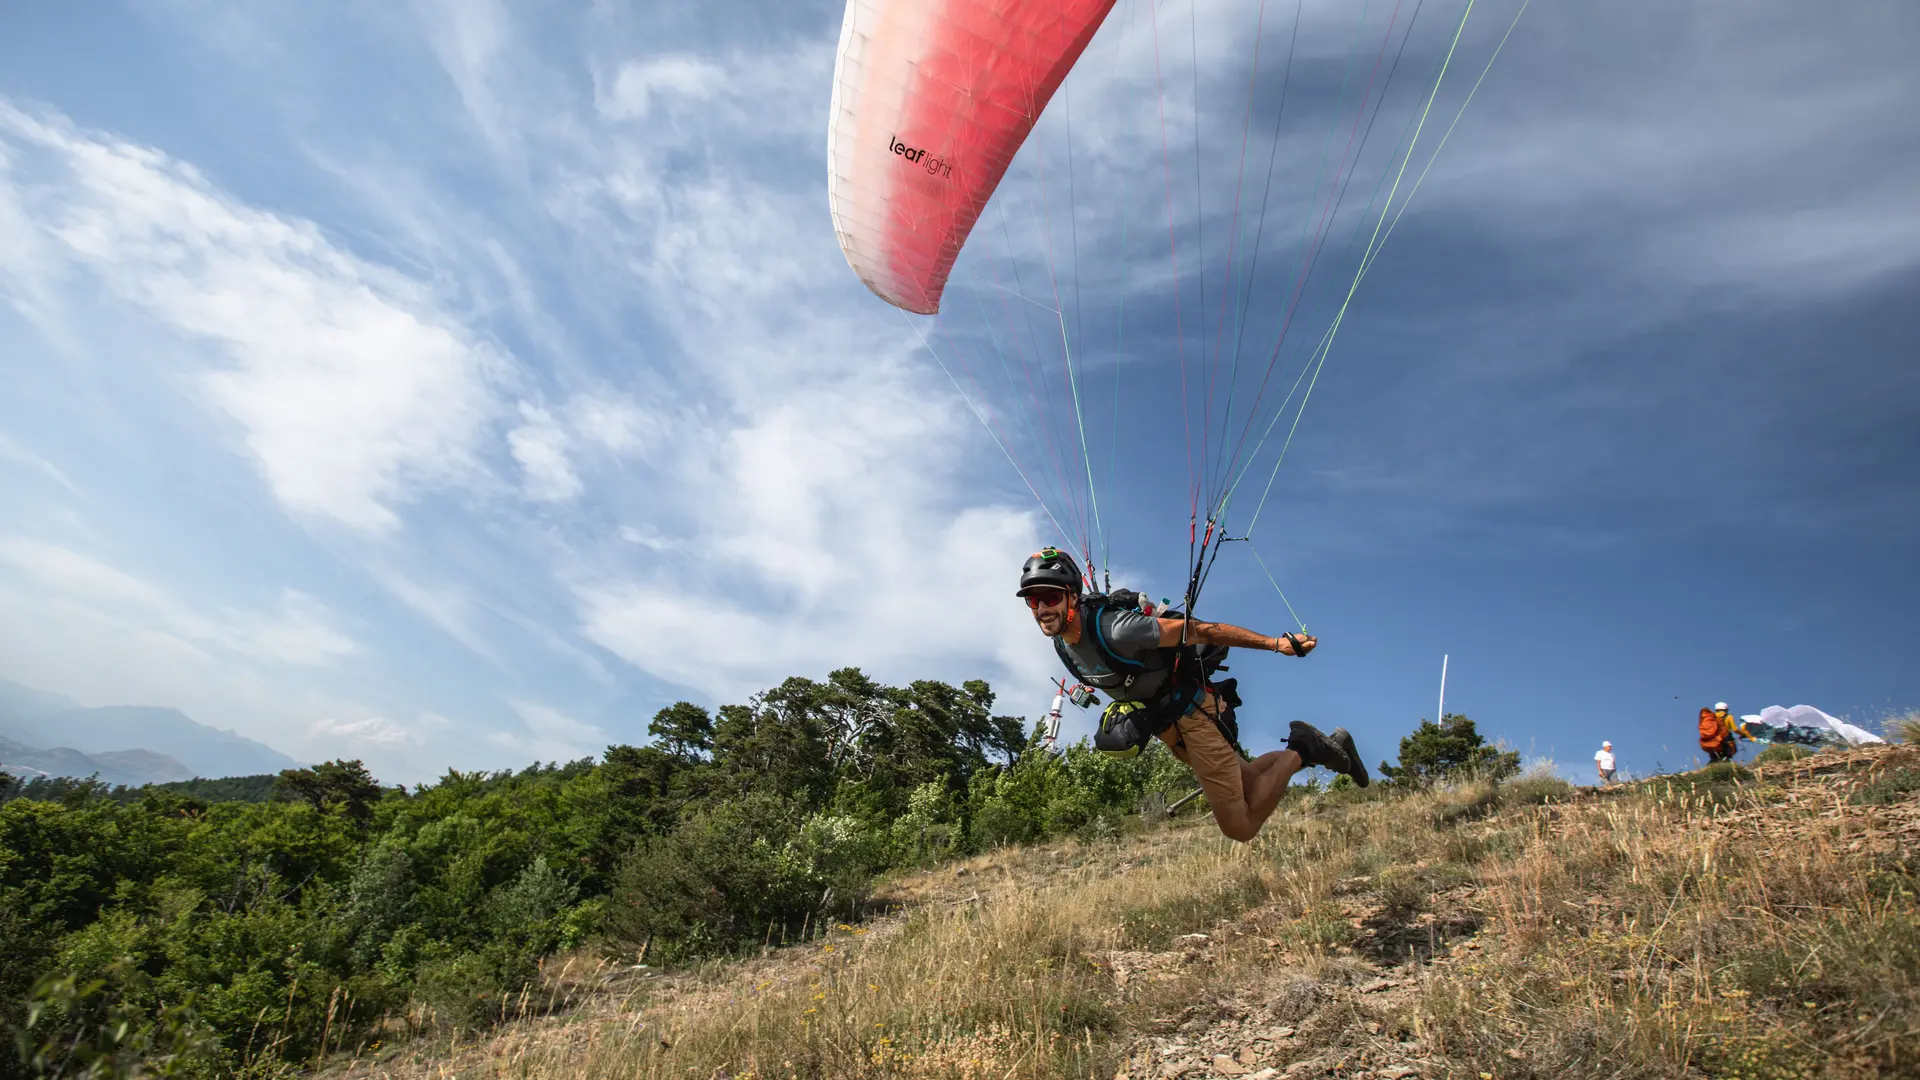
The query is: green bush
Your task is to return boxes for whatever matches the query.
[9,962,218,1080]
[1754,744,1815,766]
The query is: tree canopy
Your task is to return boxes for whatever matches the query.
[1377,713,1521,787]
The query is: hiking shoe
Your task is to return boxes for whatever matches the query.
[1329,727,1369,788]
[1286,721,1354,777]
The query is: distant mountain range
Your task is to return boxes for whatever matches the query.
[0,678,303,783]
[0,734,196,787]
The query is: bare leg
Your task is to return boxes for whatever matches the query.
[1205,749,1305,842]
[1239,749,1304,834]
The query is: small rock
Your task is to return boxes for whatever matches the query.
[1247,1071,1280,1080]
[1161,1061,1195,1079]
[1179,933,1212,944]
[1377,1067,1418,1079]
[1265,1026,1297,1040]
[1237,1046,1263,1065]
[1213,1055,1250,1076]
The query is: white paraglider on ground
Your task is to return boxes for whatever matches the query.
[1739,704,1887,748]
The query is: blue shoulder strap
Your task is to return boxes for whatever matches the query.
[1088,602,1147,670]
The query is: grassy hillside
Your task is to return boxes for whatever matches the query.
[324,745,1918,1080]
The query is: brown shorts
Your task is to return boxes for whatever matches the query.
[1154,690,1244,815]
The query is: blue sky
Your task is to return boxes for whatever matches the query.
[0,0,1914,786]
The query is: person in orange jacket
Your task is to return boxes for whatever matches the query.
[1698,703,1739,763]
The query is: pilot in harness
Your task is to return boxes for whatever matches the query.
[1019,546,1369,843]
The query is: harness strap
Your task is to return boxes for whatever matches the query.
[1089,603,1146,670]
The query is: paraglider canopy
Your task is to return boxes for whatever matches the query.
[1740,705,1886,748]
[825,0,1118,313]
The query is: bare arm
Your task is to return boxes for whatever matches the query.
[1155,617,1316,655]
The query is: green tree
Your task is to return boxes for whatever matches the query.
[648,702,715,761]
[708,681,835,807]
[1377,714,1520,787]
[596,744,689,840]
[273,759,385,824]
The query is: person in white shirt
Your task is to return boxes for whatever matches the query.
[1594,741,1617,785]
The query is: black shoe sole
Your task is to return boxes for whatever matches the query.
[1287,721,1354,777]
[1330,728,1369,788]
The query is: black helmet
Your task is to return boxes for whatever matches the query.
[1017,547,1084,597]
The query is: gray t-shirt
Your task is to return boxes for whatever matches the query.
[1056,601,1171,703]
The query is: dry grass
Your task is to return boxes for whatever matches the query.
[1887,709,1920,746]
[320,746,1920,1080]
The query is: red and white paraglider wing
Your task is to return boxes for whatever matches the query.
[826,0,1118,314]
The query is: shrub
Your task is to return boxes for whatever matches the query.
[1754,743,1815,766]
[1378,714,1521,787]
[9,962,217,1079]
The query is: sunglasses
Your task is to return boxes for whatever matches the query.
[1024,589,1069,610]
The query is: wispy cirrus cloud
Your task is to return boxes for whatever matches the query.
[0,103,514,535]
[0,535,357,667]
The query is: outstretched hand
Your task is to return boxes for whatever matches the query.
[1276,632,1317,657]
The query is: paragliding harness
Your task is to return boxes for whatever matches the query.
[1062,590,1247,761]
[1698,709,1738,762]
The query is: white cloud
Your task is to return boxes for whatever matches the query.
[413,0,521,158]
[598,55,729,121]
[309,714,417,749]
[507,404,582,502]
[575,502,1055,704]
[569,393,656,457]
[0,102,512,534]
[298,709,493,782]
[1401,7,1920,299]
[0,434,78,494]
[487,698,604,762]
[1648,196,1920,300]
[617,524,675,551]
[236,591,360,666]
[362,565,505,667]
[505,395,661,503]
[0,536,169,608]
[0,536,358,667]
